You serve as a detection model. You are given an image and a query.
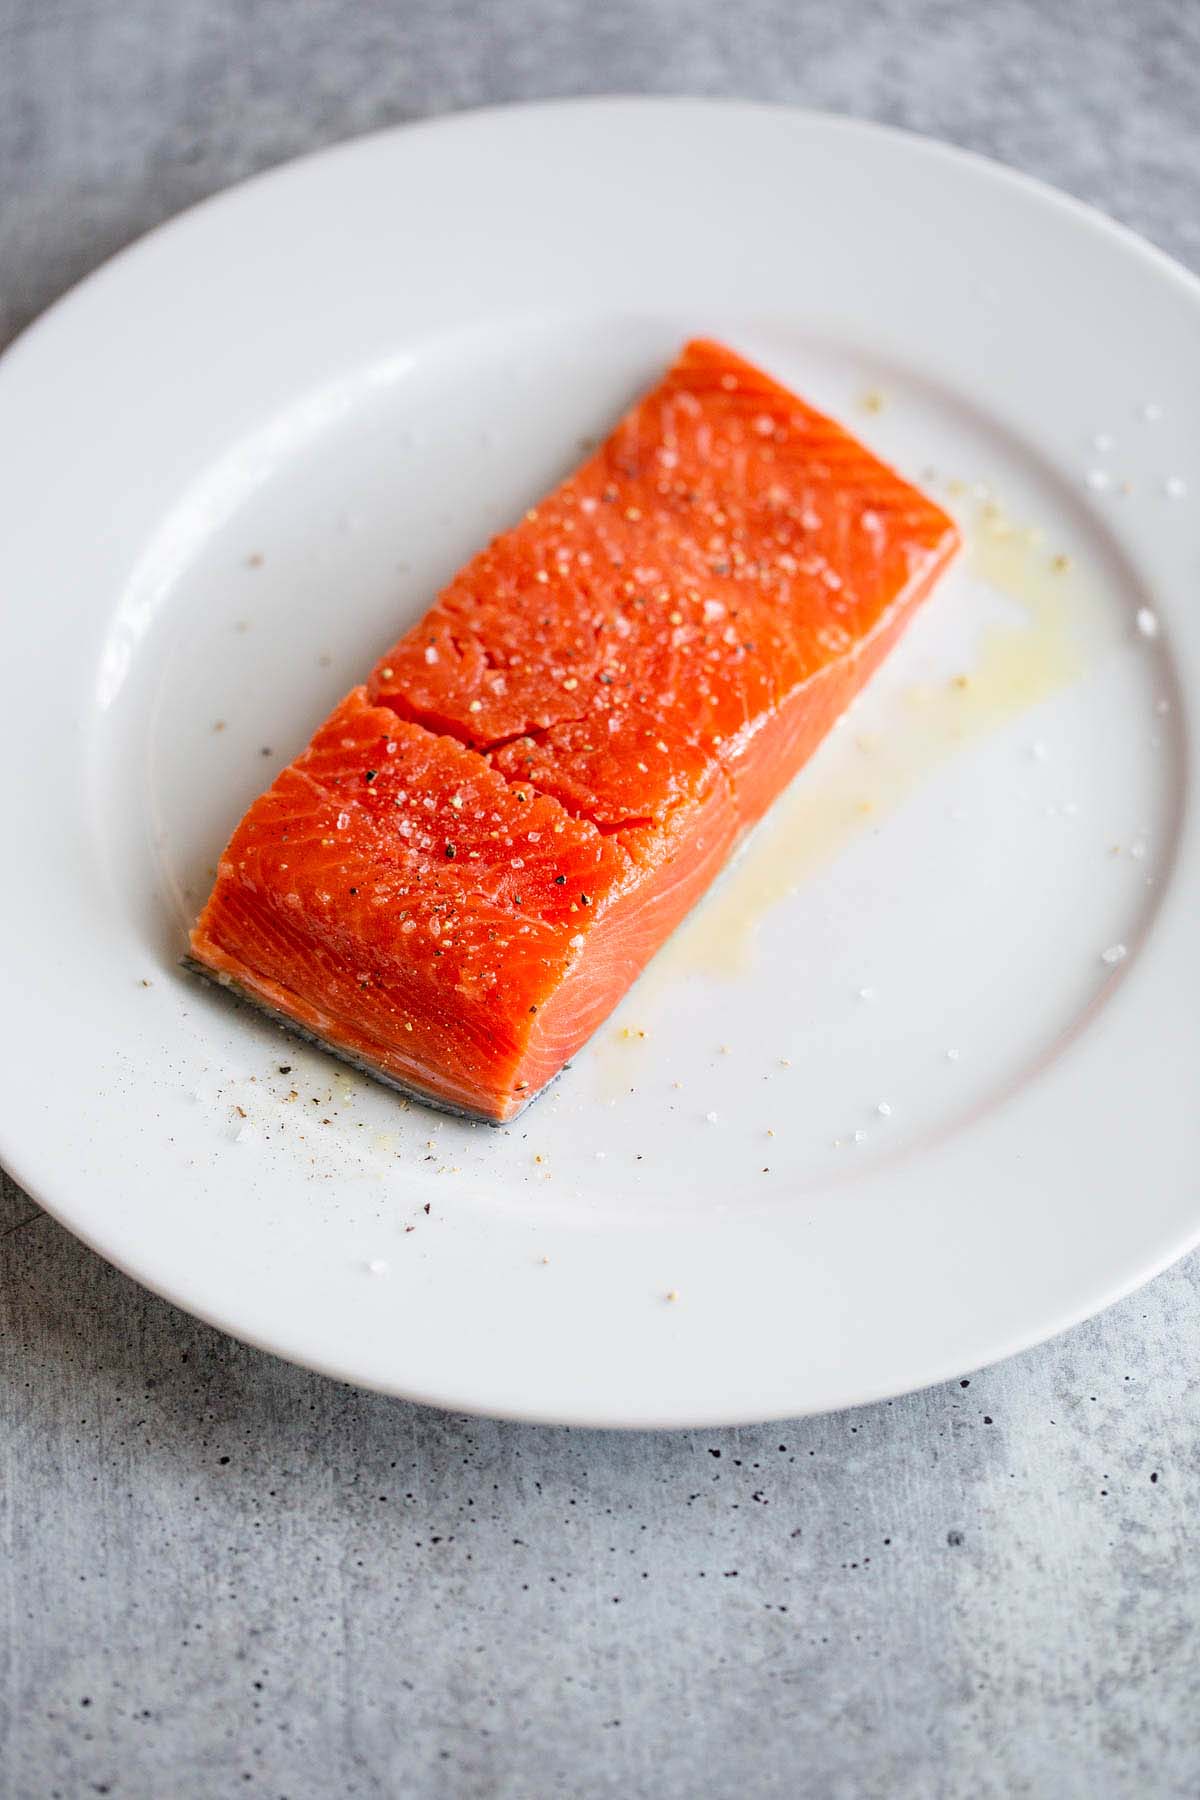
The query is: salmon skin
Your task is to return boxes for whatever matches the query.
[189,340,959,1122]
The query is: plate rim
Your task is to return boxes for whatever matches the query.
[6,94,1200,378]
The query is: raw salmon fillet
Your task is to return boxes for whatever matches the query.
[189,340,959,1121]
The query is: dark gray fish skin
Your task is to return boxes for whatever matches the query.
[180,956,544,1124]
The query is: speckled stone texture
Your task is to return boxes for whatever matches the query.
[2,3,1199,1795]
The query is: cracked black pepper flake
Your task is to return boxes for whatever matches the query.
[444,843,457,859]
[579,892,591,906]
[364,769,377,782]
[554,875,566,885]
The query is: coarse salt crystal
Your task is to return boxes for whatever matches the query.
[1164,475,1187,499]
[424,645,439,665]
[1101,943,1128,965]
[1141,401,1163,422]
[876,1100,893,1118]
[1030,741,1048,761]
[945,1048,960,1063]
[1092,431,1115,452]
[858,986,876,1002]
[1136,607,1159,639]
[367,1258,389,1275]
[853,1128,867,1144]
[1085,469,1111,492]
[706,1111,719,1124]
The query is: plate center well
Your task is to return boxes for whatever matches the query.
[97,314,1180,1224]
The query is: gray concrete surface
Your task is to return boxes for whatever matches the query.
[2,2,1199,1794]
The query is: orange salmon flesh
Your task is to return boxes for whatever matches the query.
[188,340,960,1121]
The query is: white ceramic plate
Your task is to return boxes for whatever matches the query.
[0,99,1196,1426]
